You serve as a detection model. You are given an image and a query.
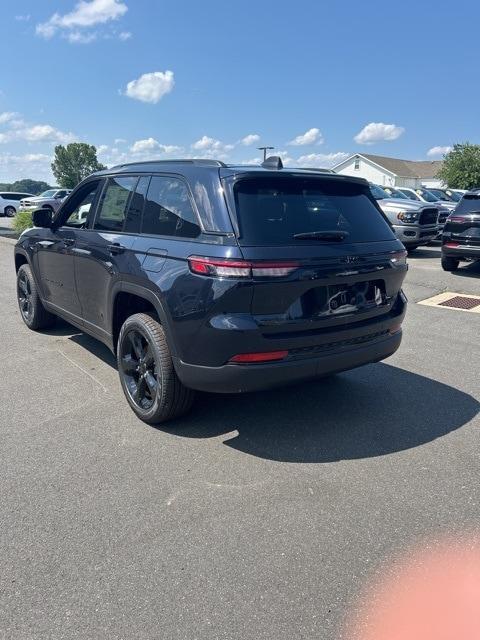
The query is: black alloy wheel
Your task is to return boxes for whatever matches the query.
[17,269,33,322]
[120,328,159,410]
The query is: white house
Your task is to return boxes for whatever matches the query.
[332,153,444,188]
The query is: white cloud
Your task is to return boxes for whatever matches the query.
[296,152,350,168]
[124,70,174,104]
[15,14,31,21]
[19,124,76,144]
[427,145,452,158]
[0,112,19,124]
[118,31,131,40]
[191,135,234,159]
[288,127,323,146]
[67,30,97,43]
[243,157,261,165]
[354,122,405,145]
[240,134,260,146]
[0,153,53,182]
[114,138,127,144]
[130,138,182,155]
[36,0,127,39]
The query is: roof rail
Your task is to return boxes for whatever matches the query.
[109,158,228,170]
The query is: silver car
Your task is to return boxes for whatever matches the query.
[370,184,439,250]
[20,188,72,213]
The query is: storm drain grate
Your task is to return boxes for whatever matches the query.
[418,292,480,314]
[438,296,480,310]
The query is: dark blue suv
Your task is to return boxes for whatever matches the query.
[14,157,407,424]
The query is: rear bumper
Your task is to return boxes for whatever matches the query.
[392,224,438,246]
[442,244,480,259]
[174,330,402,393]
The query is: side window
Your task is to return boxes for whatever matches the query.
[94,176,137,232]
[354,157,360,170]
[142,176,201,238]
[124,176,149,233]
[63,181,103,228]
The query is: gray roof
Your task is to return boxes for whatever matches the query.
[361,154,443,179]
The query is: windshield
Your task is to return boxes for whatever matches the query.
[39,190,57,198]
[428,189,453,201]
[416,189,439,203]
[232,177,394,246]
[400,189,420,201]
[384,187,409,199]
[369,184,390,200]
[446,190,462,202]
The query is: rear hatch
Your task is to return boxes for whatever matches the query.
[224,174,407,336]
[445,194,480,246]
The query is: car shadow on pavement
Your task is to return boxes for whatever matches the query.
[164,364,479,463]
[452,262,480,279]
[61,320,479,463]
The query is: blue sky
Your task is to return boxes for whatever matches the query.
[1,0,479,183]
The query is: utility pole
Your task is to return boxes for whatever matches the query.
[257,146,274,161]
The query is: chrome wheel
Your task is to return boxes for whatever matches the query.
[120,329,159,410]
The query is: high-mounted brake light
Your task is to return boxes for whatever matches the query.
[229,351,289,363]
[188,256,299,278]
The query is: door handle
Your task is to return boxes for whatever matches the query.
[108,243,125,255]
[63,238,75,246]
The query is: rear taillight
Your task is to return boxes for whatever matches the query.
[229,351,289,363]
[448,215,467,223]
[188,256,299,279]
[445,241,460,248]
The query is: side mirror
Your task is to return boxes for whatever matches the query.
[32,208,53,228]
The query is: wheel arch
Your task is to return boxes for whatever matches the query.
[110,282,177,356]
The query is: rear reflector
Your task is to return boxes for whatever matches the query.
[448,216,467,223]
[188,256,299,278]
[445,242,460,248]
[388,324,402,335]
[229,351,289,363]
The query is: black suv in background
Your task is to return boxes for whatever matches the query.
[441,190,480,271]
[14,158,407,424]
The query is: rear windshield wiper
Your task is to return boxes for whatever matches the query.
[293,230,349,241]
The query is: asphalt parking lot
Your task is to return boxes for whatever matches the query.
[1,231,479,640]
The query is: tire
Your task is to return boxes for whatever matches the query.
[117,312,195,424]
[16,264,56,330]
[5,206,15,217]
[441,256,460,271]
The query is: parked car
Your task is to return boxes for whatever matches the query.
[14,158,408,424]
[398,187,456,212]
[20,188,72,213]
[0,192,34,217]
[370,184,439,250]
[441,190,480,271]
[425,188,460,204]
[381,186,412,200]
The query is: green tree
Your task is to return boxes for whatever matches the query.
[437,143,480,189]
[51,143,106,189]
[11,179,52,195]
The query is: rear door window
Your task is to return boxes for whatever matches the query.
[142,176,201,238]
[231,177,394,245]
[94,176,138,232]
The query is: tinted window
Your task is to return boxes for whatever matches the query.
[124,176,149,233]
[400,190,420,201]
[370,184,389,200]
[95,176,137,232]
[233,177,394,245]
[63,181,103,228]
[455,195,480,215]
[0,193,9,198]
[142,176,200,238]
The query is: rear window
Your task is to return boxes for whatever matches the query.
[232,177,394,245]
[455,194,480,215]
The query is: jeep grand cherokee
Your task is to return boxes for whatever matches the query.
[14,157,407,424]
